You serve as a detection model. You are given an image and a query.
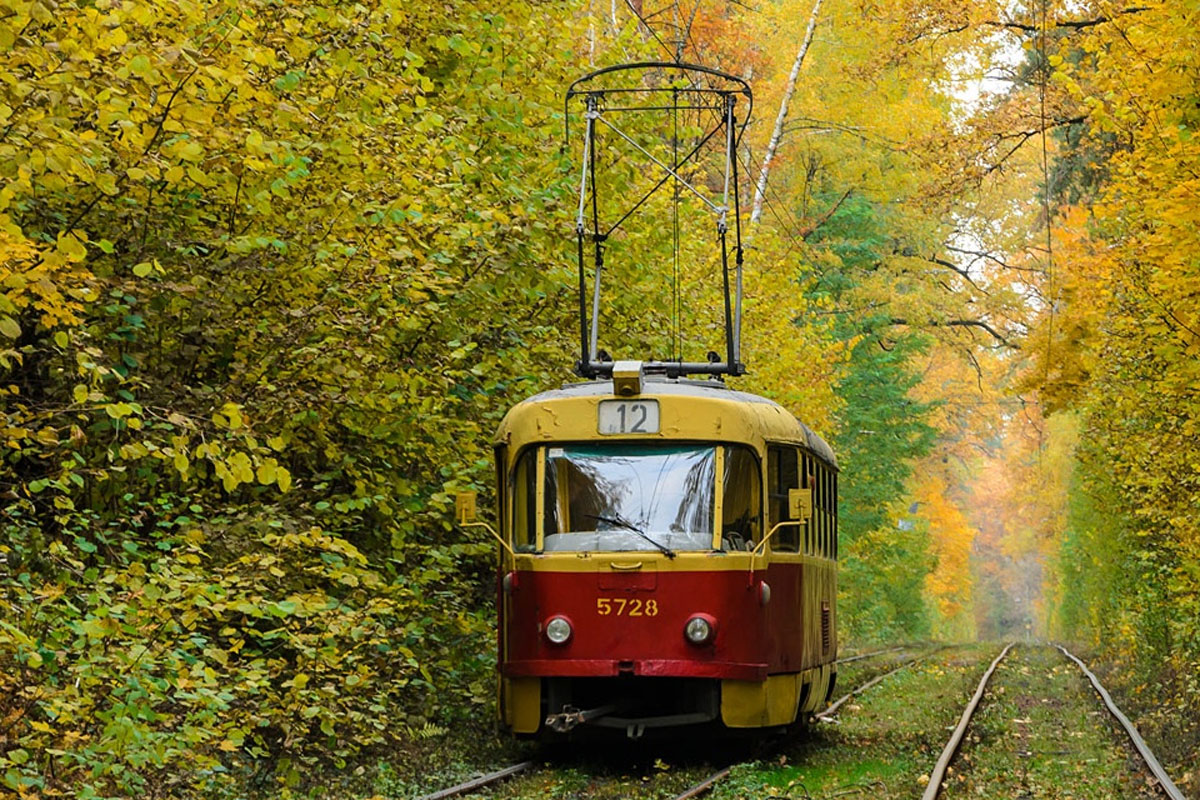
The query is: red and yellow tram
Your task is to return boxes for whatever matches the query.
[462,362,838,737]
[455,63,838,737]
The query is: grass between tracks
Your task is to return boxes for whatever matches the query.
[710,643,998,799]
[381,642,1179,800]
[938,644,1162,800]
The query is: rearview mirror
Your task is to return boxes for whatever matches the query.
[454,491,515,558]
[456,491,478,524]
[788,487,813,521]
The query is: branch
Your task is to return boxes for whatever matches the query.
[889,317,1018,348]
[945,245,1047,275]
[923,254,989,294]
[798,187,853,238]
[981,7,1149,32]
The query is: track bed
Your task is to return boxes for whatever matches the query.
[406,643,1185,800]
[936,644,1165,799]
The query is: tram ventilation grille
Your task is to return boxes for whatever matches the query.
[821,602,831,653]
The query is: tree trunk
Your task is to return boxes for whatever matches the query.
[750,0,824,226]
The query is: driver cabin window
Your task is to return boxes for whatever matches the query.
[511,448,537,552]
[722,446,762,551]
[541,443,717,554]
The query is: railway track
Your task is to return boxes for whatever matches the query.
[820,651,930,720]
[667,644,941,799]
[920,643,1186,800]
[418,643,1185,800]
[413,761,535,800]
[834,644,907,664]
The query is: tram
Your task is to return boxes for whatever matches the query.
[456,63,838,737]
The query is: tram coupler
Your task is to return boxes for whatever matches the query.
[545,704,617,733]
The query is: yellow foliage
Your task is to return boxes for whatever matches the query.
[914,470,977,639]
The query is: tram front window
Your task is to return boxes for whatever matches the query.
[542,444,716,553]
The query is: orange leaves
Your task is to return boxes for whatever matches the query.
[915,471,977,635]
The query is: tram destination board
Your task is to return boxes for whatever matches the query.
[597,399,660,434]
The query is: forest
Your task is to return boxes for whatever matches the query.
[0,0,1197,796]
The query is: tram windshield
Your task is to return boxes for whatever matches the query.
[542,444,716,553]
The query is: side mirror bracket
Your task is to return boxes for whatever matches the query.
[456,491,515,557]
[750,486,815,567]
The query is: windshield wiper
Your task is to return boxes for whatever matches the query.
[585,513,677,559]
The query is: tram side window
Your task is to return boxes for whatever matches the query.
[813,462,830,557]
[801,455,811,556]
[512,449,537,552]
[767,446,800,553]
[810,465,821,557]
[832,471,839,559]
[806,461,817,556]
[821,467,832,557]
[821,468,835,558]
[723,446,762,552]
[494,445,507,536]
[820,470,830,556]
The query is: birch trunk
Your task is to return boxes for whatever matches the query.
[750,0,824,226]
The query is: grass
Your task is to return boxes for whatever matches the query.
[377,642,1175,800]
[939,644,1161,799]
[709,643,1000,799]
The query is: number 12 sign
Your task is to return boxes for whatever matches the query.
[597,400,660,435]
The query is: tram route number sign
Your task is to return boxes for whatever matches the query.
[597,399,660,435]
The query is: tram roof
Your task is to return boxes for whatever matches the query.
[496,376,837,468]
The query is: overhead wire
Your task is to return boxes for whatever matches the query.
[613,0,821,357]
[622,0,678,62]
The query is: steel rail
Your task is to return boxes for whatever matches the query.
[1056,644,1186,800]
[670,765,734,800]
[670,646,935,798]
[819,646,950,720]
[920,642,1015,800]
[415,761,535,800]
[835,645,907,665]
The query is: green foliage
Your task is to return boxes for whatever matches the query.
[1029,0,1200,771]
[0,0,592,794]
[807,195,940,642]
[0,499,491,798]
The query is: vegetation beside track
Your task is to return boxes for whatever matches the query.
[3,0,1199,793]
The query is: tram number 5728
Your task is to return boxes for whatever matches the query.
[597,598,659,616]
[598,400,660,435]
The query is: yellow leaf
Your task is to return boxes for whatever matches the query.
[177,140,203,162]
[56,232,87,261]
[187,165,213,186]
[218,402,244,429]
[256,459,277,485]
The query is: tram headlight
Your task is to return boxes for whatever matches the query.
[684,615,715,645]
[544,616,573,645]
